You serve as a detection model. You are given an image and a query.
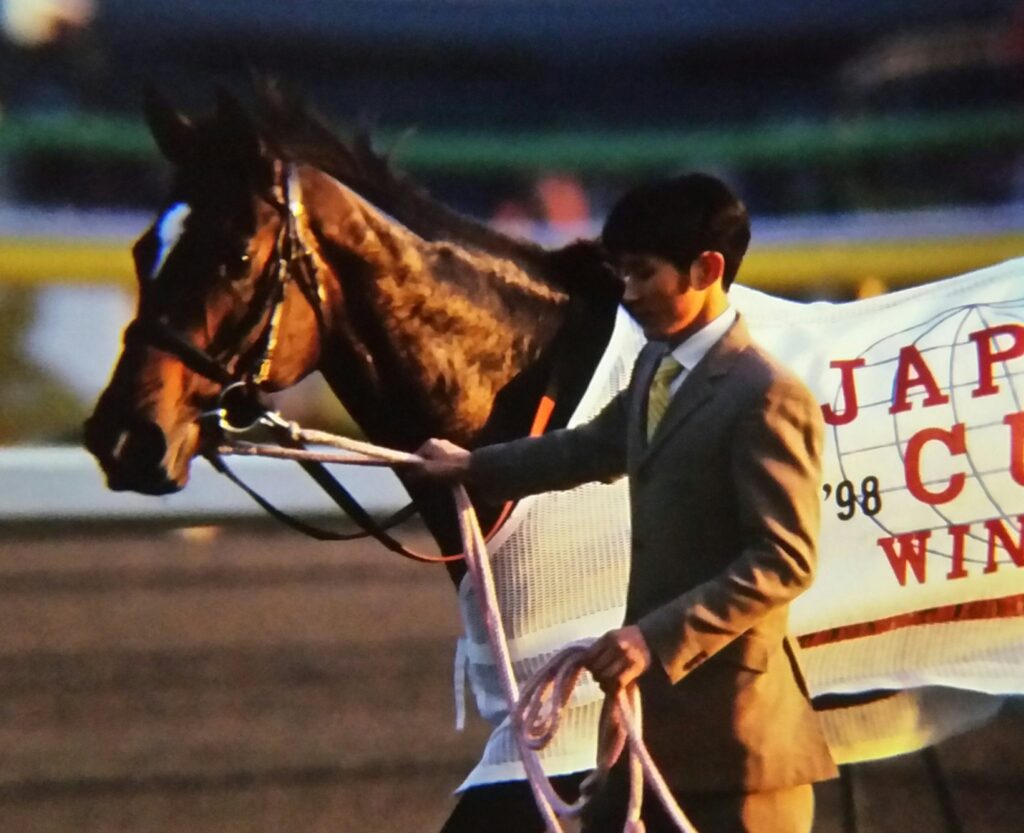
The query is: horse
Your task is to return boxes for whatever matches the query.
[83,85,622,574]
[83,85,624,827]
[84,87,1007,832]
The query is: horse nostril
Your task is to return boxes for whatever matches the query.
[110,430,130,462]
[120,419,169,473]
[83,415,179,494]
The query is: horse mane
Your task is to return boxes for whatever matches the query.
[252,80,623,301]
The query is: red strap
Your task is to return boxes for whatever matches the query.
[528,395,557,439]
[482,395,557,543]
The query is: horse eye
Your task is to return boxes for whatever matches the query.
[219,252,252,281]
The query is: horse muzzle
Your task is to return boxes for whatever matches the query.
[83,411,192,495]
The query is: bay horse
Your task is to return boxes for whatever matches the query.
[83,86,621,571]
[83,86,621,828]
[83,88,1000,831]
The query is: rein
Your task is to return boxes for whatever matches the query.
[214,415,699,833]
[201,387,556,563]
[203,400,461,563]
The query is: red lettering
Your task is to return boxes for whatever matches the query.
[889,345,950,414]
[1005,411,1024,486]
[877,531,931,585]
[946,524,971,580]
[821,358,867,426]
[904,424,967,505]
[970,324,1024,398]
[983,516,1024,573]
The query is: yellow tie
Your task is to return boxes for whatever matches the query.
[647,354,684,441]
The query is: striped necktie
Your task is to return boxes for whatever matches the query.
[647,354,684,441]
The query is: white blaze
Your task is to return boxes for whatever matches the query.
[150,202,192,280]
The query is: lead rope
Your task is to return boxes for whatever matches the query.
[216,416,698,833]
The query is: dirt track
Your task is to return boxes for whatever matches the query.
[0,526,1021,832]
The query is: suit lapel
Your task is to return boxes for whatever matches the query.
[640,316,752,464]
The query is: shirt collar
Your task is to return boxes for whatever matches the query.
[669,305,736,369]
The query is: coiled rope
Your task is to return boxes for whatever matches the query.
[217,417,698,833]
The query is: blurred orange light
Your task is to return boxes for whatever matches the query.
[2,0,96,47]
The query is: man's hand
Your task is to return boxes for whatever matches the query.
[407,438,472,482]
[584,625,652,694]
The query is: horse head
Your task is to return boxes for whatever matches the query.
[85,85,622,501]
[84,89,328,493]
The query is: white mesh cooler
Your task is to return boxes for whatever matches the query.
[456,306,645,788]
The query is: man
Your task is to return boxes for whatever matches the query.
[414,173,837,833]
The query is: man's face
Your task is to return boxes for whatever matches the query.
[619,253,704,342]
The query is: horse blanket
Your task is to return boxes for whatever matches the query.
[456,258,1024,787]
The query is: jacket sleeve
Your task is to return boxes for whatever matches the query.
[467,388,629,501]
[637,376,824,684]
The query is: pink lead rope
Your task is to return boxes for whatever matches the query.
[218,415,699,833]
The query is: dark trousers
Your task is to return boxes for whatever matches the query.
[439,768,813,833]
[439,774,585,833]
[581,762,815,833]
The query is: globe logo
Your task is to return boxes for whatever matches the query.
[823,300,1024,584]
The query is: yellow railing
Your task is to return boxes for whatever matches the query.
[0,239,134,285]
[4,232,1022,295]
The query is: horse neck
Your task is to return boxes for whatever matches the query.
[297,166,571,450]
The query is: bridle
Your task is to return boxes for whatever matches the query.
[123,162,323,392]
[122,160,564,562]
[122,162,437,556]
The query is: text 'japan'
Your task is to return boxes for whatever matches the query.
[822,322,1024,586]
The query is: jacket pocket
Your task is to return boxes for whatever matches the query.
[715,634,771,673]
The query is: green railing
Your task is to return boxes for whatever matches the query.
[1,108,1022,174]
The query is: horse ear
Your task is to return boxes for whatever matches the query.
[214,86,263,165]
[143,84,196,165]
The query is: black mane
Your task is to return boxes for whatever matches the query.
[252,81,623,300]
[254,82,542,263]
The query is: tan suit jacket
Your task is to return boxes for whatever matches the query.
[470,315,838,793]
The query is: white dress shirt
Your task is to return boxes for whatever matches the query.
[666,305,737,397]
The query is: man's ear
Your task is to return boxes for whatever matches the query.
[690,251,726,289]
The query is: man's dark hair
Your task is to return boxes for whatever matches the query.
[601,173,751,289]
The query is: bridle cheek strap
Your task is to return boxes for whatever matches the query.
[123,318,235,386]
[126,164,322,392]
